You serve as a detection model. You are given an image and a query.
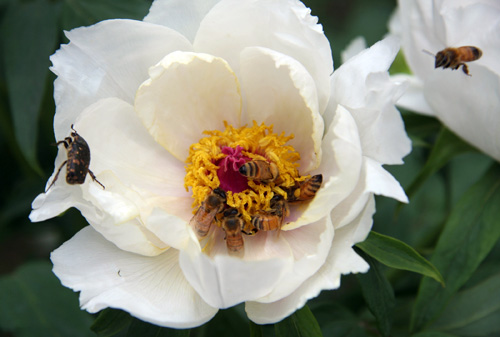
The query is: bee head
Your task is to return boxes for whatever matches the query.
[223,208,239,217]
[238,164,248,176]
[213,187,227,200]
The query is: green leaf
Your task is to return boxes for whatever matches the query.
[126,317,190,337]
[91,308,132,336]
[275,305,323,337]
[249,321,263,337]
[61,0,150,30]
[401,112,441,144]
[411,163,500,331]
[1,0,60,174]
[355,249,395,337]
[356,231,444,285]
[0,261,94,337]
[309,302,368,337]
[193,306,249,337]
[411,332,456,337]
[403,127,475,203]
[389,50,411,75]
[430,272,500,335]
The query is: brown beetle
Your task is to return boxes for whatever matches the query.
[46,124,104,191]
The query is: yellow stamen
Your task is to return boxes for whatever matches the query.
[184,121,308,224]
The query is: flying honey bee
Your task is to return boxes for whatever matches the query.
[423,46,482,76]
[288,174,323,202]
[190,188,226,238]
[239,160,279,183]
[251,194,289,232]
[221,208,245,252]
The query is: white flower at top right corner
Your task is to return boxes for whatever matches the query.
[389,0,500,162]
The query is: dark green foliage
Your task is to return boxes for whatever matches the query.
[0,261,94,337]
[275,305,323,337]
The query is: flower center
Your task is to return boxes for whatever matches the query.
[184,121,308,225]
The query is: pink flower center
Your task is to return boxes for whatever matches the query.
[216,146,250,193]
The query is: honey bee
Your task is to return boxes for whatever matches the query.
[190,188,226,238]
[221,208,245,252]
[251,194,289,231]
[288,174,323,202]
[241,221,258,236]
[239,160,279,183]
[424,46,482,76]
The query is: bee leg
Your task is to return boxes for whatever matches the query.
[88,169,105,189]
[461,64,471,76]
[46,160,68,192]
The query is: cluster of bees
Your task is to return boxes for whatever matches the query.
[190,160,322,253]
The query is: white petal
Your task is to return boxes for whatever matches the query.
[355,73,411,165]
[393,0,445,81]
[179,229,293,309]
[144,0,220,42]
[194,0,332,113]
[254,216,334,304]
[51,19,193,140]
[239,47,323,172]
[325,196,375,277]
[394,1,500,80]
[438,1,500,75]
[146,207,192,251]
[331,35,400,110]
[284,105,362,230]
[392,74,434,115]
[73,98,193,255]
[330,37,411,165]
[33,97,191,256]
[30,180,89,223]
[331,157,406,230]
[341,36,367,64]
[329,38,411,164]
[424,65,500,161]
[393,0,500,162]
[51,226,217,329]
[246,198,374,324]
[75,98,188,198]
[364,157,408,203]
[135,51,242,161]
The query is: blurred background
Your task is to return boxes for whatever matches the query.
[0,0,497,336]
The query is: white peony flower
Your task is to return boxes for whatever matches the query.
[390,0,500,161]
[30,0,410,328]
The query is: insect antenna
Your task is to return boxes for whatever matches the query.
[421,49,435,57]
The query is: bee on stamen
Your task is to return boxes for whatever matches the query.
[251,194,289,232]
[46,124,104,192]
[239,160,279,183]
[288,174,323,202]
[423,46,482,76]
[190,188,226,238]
[221,208,245,253]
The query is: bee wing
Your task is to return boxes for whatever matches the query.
[190,204,221,237]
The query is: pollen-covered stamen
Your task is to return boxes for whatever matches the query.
[184,121,309,228]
